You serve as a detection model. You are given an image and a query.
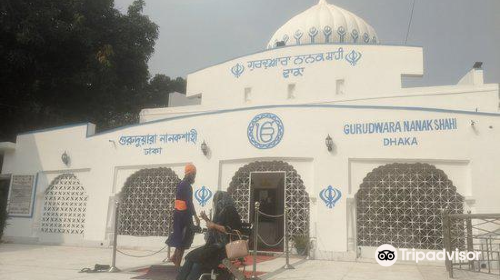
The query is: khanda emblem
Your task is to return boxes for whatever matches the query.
[345,50,362,66]
[231,63,245,78]
[194,186,213,207]
[319,185,342,209]
[247,113,285,149]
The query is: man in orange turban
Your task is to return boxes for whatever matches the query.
[166,163,200,267]
[184,163,196,176]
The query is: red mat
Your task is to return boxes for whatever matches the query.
[240,254,276,266]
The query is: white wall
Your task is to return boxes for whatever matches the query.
[168,92,201,107]
[186,44,423,107]
[2,43,500,260]
[140,44,497,123]
[3,104,500,260]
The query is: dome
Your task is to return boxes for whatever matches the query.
[267,0,379,49]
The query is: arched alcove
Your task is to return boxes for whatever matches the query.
[228,161,310,238]
[118,167,181,237]
[356,163,464,250]
[41,174,88,235]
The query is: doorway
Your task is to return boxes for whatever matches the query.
[227,160,310,253]
[250,172,285,252]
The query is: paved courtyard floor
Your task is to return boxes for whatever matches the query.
[0,244,497,280]
[266,259,499,280]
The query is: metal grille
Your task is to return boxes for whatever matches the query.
[356,163,464,250]
[444,213,500,278]
[41,174,88,234]
[118,167,180,236]
[228,161,310,238]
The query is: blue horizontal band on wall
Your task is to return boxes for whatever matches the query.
[17,103,500,138]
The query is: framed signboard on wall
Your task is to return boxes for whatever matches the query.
[7,174,37,218]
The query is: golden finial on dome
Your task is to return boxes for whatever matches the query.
[318,0,328,4]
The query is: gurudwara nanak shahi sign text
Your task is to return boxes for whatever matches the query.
[343,118,458,146]
[118,129,197,155]
[8,175,36,217]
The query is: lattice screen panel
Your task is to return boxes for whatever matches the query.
[228,161,310,238]
[41,174,88,234]
[356,163,464,250]
[118,168,180,236]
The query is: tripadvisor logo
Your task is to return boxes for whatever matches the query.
[375,244,482,267]
[375,244,397,267]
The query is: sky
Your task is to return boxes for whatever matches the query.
[114,0,500,87]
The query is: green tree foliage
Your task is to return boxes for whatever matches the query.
[142,74,186,109]
[0,0,186,141]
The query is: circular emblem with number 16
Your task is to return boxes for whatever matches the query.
[247,113,285,149]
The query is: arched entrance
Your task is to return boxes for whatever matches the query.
[228,161,310,245]
[41,174,88,235]
[118,167,181,236]
[356,163,464,250]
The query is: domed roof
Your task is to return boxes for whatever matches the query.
[267,0,379,49]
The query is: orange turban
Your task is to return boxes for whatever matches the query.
[185,163,196,175]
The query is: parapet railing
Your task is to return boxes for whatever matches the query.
[443,212,500,278]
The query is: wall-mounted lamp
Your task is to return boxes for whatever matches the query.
[325,134,334,152]
[201,141,209,156]
[61,151,70,166]
[471,120,476,127]
[108,139,117,148]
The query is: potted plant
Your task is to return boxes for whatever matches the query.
[292,235,309,256]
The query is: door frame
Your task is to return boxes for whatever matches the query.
[249,171,286,252]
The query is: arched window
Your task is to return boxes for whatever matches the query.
[356,163,464,249]
[118,167,180,236]
[41,174,88,235]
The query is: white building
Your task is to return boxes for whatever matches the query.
[1,0,499,260]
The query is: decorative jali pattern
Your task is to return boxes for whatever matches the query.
[41,174,88,234]
[356,163,464,250]
[228,161,310,238]
[118,168,180,237]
